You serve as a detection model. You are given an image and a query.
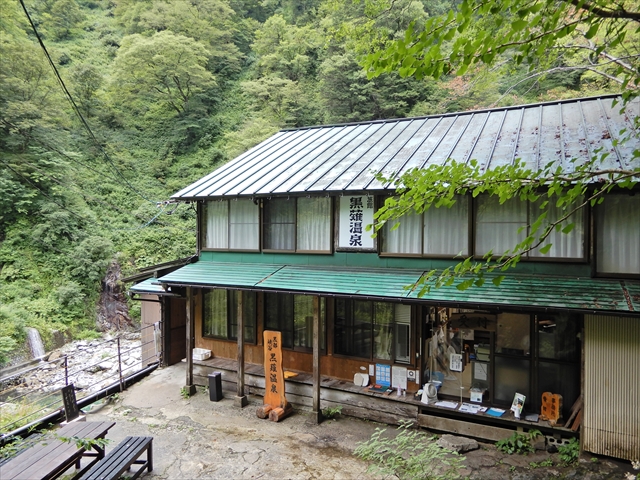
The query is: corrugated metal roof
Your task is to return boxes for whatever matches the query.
[155,261,639,315]
[129,277,176,295]
[173,95,640,199]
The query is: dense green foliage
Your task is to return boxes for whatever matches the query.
[0,0,629,363]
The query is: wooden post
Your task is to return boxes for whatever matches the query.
[312,295,322,423]
[185,287,196,395]
[235,291,248,407]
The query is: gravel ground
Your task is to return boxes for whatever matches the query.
[81,364,635,479]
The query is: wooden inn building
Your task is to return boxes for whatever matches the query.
[130,94,640,461]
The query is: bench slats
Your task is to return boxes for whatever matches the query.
[78,436,153,480]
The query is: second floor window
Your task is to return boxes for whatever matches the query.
[596,193,640,275]
[263,197,331,252]
[381,194,584,260]
[381,196,469,256]
[476,195,584,259]
[203,199,259,251]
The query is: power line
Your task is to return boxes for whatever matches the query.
[0,158,187,233]
[18,0,160,206]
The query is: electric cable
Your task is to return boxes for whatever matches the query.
[18,0,160,206]
[0,158,183,233]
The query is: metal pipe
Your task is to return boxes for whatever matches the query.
[0,362,158,446]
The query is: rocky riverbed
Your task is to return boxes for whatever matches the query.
[1,333,143,415]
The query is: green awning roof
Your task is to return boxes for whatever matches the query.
[129,277,179,296]
[155,261,639,315]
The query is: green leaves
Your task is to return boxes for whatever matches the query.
[110,31,215,117]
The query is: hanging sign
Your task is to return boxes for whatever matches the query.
[338,196,375,249]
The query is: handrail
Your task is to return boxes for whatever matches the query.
[0,323,162,434]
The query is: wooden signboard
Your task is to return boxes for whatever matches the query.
[258,331,291,422]
[61,384,80,422]
[540,391,563,425]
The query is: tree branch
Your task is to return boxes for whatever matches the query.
[568,0,640,22]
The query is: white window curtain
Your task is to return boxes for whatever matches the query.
[530,196,584,258]
[423,196,469,256]
[476,196,527,256]
[204,289,227,337]
[264,198,295,250]
[229,198,259,250]
[597,194,640,274]
[205,201,228,249]
[382,210,422,254]
[297,197,331,251]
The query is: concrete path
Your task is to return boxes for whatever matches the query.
[84,365,635,479]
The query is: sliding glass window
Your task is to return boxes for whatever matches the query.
[264,293,326,351]
[203,289,257,343]
[202,199,259,251]
[381,196,469,257]
[263,197,331,252]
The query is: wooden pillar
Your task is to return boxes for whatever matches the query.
[312,295,322,423]
[185,287,196,395]
[235,291,248,407]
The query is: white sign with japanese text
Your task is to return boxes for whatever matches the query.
[338,196,375,249]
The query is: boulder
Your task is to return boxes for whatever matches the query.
[436,434,479,453]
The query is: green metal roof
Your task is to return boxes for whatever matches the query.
[129,277,175,295]
[156,261,639,315]
[158,262,285,287]
[260,265,425,297]
[406,273,640,313]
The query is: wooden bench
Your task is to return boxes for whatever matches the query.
[77,436,153,480]
[1,421,115,480]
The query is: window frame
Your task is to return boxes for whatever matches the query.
[262,196,333,254]
[201,199,260,252]
[379,196,473,259]
[264,293,327,352]
[202,289,257,344]
[473,194,587,263]
[594,192,640,278]
[333,299,413,365]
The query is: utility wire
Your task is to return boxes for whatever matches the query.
[11,137,197,233]
[18,0,161,206]
[0,158,182,233]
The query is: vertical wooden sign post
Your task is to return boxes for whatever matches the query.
[257,330,292,422]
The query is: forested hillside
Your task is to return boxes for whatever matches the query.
[0,0,627,363]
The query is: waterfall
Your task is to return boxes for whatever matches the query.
[26,327,46,360]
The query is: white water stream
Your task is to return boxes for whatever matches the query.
[26,327,46,359]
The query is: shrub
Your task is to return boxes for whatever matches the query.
[558,438,580,465]
[355,421,465,480]
[322,406,342,419]
[496,430,541,455]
